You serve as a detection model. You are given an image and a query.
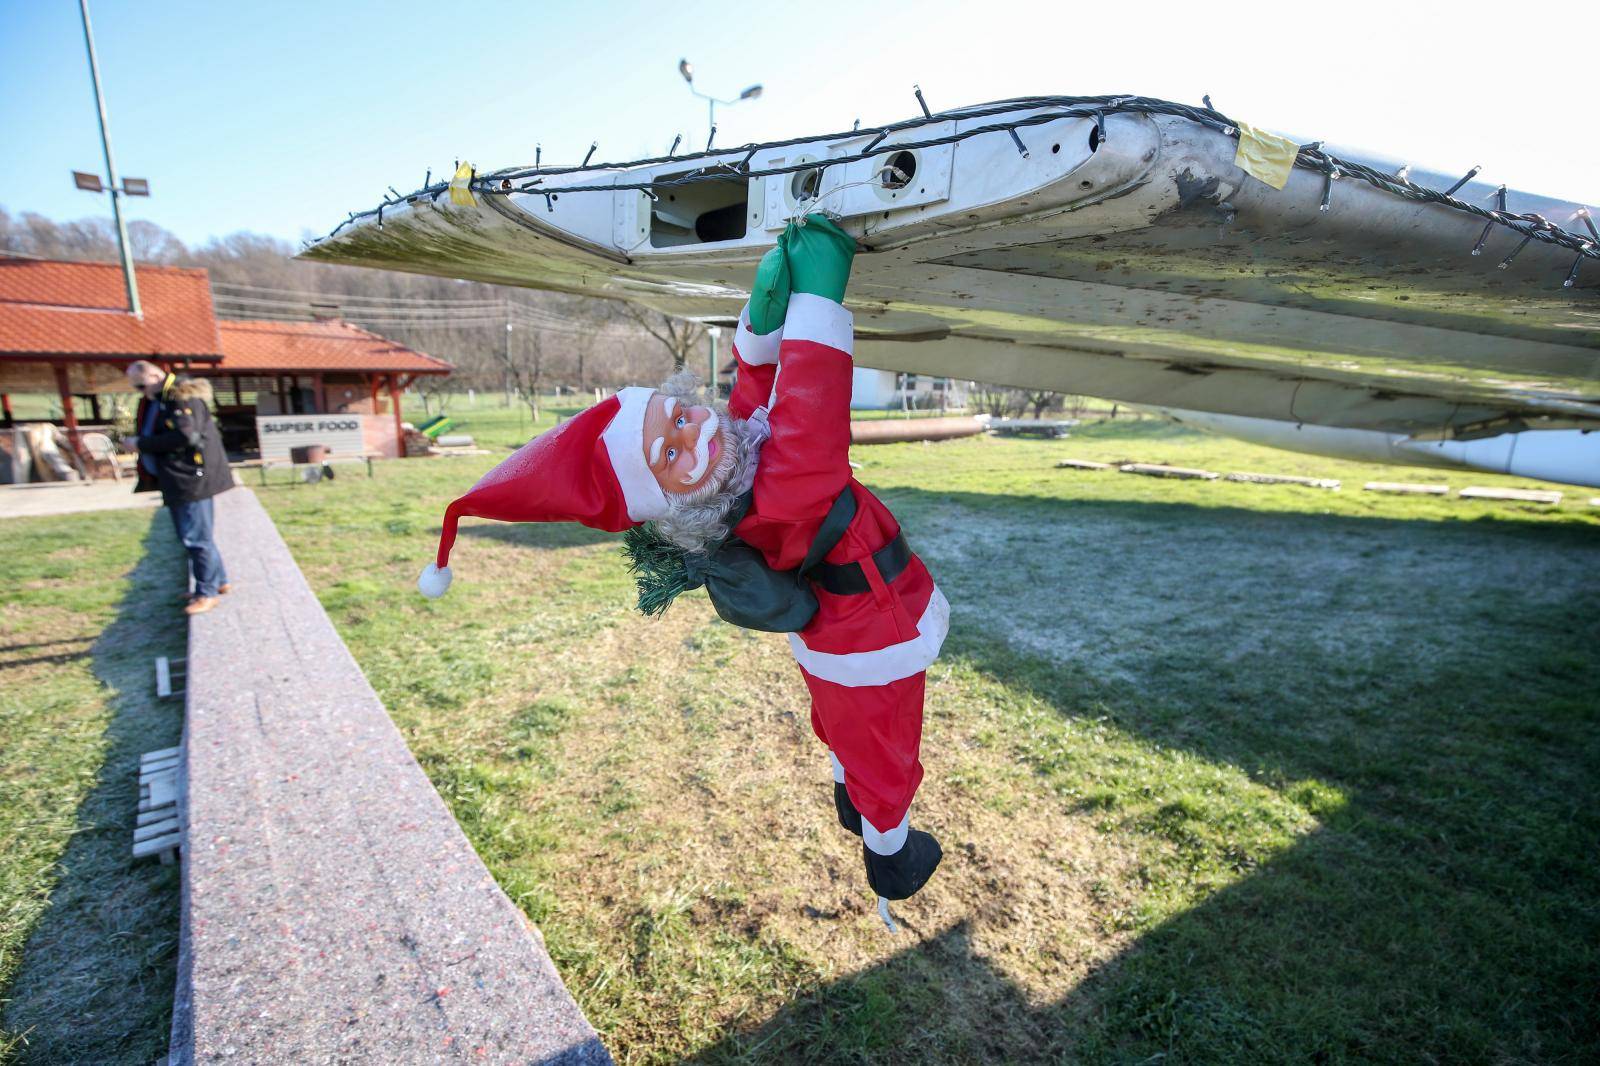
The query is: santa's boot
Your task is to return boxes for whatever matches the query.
[834,782,863,836]
[863,828,943,901]
[828,752,863,835]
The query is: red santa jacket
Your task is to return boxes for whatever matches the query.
[727,295,949,688]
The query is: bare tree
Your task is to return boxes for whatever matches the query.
[1023,389,1061,420]
[612,304,706,370]
[970,382,1027,419]
[493,326,545,421]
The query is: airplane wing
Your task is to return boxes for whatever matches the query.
[300,96,1600,487]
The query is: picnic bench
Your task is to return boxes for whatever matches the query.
[232,450,382,485]
[986,418,1078,438]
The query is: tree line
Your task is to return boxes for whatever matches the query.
[2,206,1083,420]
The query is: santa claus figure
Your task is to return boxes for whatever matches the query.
[419,215,946,910]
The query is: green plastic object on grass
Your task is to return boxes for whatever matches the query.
[418,415,455,439]
[746,214,857,336]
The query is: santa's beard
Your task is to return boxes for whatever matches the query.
[652,369,758,554]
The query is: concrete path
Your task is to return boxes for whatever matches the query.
[170,487,609,1064]
[0,480,160,518]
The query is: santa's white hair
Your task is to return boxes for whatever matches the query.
[651,368,759,553]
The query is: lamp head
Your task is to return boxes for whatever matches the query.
[678,59,693,84]
[740,84,763,100]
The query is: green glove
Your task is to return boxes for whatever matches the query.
[783,214,855,304]
[747,244,789,337]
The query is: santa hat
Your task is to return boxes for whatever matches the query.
[417,387,666,597]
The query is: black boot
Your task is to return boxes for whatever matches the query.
[834,782,863,836]
[863,829,943,900]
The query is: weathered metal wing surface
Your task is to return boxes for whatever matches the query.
[303,96,1600,485]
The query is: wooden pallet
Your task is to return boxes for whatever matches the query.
[134,746,182,863]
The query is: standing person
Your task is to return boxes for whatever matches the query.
[127,361,235,615]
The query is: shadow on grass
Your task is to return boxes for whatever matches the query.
[1,516,188,1065]
[458,519,616,550]
[689,488,1600,1064]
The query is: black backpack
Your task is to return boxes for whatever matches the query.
[622,488,856,633]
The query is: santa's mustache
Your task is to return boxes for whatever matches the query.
[681,409,720,486]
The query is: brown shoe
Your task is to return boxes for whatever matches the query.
[184,596,219,616]
[218,583,232,595]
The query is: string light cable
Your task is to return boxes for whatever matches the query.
[316,93,1599,287]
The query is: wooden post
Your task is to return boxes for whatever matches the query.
[90,391,104,423]
[314,373,326,415]
[1,393,13,426]
[388,374,404,457]
[53,364,80,450]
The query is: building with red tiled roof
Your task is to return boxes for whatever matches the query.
[0,254,452,464]
[202,319,450,457]
[0,254,223,430]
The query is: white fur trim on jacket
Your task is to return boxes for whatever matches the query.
[788,586,950,688]
[601,386,670,523]
[734,306,781,366]
[862,810,910,856]
[782,293,853,354]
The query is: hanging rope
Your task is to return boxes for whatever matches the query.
[316,93,1598,283]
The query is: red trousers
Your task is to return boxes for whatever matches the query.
[802,666,926,837]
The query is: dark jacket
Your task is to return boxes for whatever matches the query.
[135,375,235,504]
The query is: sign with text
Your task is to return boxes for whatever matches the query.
[256,414,367,461]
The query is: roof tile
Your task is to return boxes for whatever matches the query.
[216,318,452,375]
[0,255,222,358]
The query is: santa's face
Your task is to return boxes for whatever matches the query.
[643,392,725,495]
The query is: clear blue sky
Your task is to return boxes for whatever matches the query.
[3,0,1593,249]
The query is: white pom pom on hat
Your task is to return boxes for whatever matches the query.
[417,563,453,599]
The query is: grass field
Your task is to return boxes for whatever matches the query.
[3,399,1597,1064]
[255,404,1599,1063]
[0,509,187,1064]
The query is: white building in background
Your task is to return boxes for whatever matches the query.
[850,367,968,410]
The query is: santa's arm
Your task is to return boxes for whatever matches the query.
[727,305,779,421]
[752,217,857,524]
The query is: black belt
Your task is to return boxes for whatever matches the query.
[812,533,912,596]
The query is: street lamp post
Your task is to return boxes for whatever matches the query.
[677,59,762,140]
[77,0,146,317]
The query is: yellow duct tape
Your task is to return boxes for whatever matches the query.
[448,162,477,207]
[1233,123,1298,190]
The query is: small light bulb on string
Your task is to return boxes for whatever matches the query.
[1444,166,1481,197]
[1472,186,1507,256]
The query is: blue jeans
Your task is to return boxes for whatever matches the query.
[168,496,228,598]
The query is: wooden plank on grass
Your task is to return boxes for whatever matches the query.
[156,657,172,698]
[1364,481,1449,495]
[137,806,176,827]
[141,746,181,765]
[145,770,178,809]
[132,832,181,860]
[133,818,180,842]
[1056,459,1113,470]
[1458,486,1563,504]
[1119,463,1219,480]
[1224,472,1341,489]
